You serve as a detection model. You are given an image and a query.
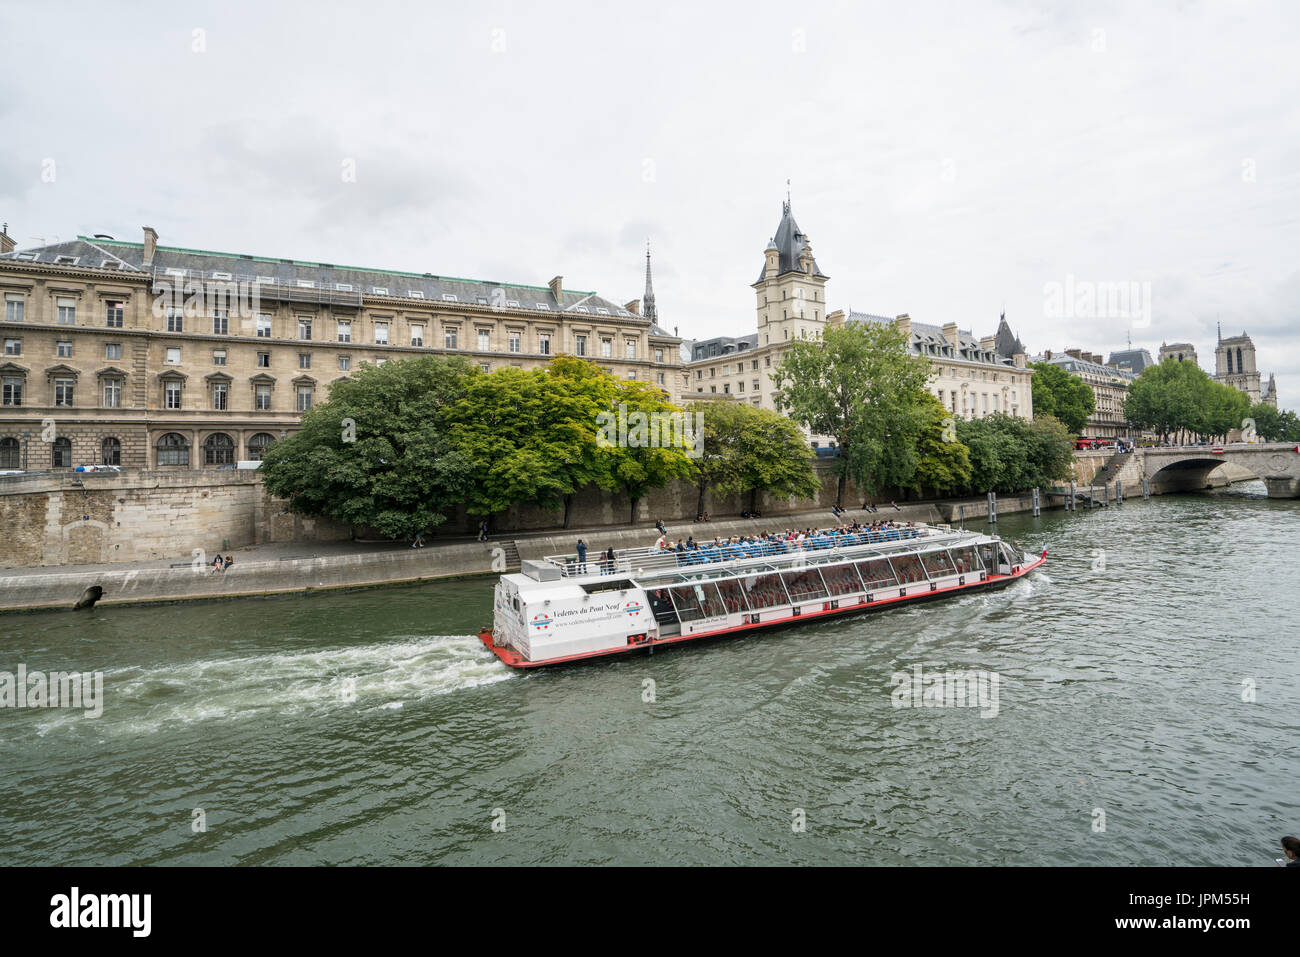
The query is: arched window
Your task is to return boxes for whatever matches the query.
[203,432,235,466]
[52,436,72,468]
[0,437,18,469]
[246,432,275,461]
[102,437,121,466]
[156,433,189,467]
[1237,347,1243,373]
[1226,349,1234,373]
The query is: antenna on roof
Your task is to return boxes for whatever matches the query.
[786,178,791,206]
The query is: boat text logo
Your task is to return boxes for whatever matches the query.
[530,614,552,630]
[890,663,1001,718]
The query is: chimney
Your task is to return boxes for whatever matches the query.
[895,313,911,338]
[980,336,996,352]
[942,322,959,347]
[826,309,846,327]
[1065,348,1082,359]
[624,299,641,316]
[142,226,158,267]
[548,275,563,303]
[0,222,13,255]
[1043,349,1053,360]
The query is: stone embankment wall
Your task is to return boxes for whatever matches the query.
[0,505,944,612]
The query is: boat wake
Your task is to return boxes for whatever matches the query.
[29,635,513,737]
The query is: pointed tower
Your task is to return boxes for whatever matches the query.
[752,200,829,346]
[642,242,658,326]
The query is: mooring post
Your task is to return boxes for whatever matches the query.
[1032,487,1040,517]
[1116,479,1123,503]
[987,491,997,523]
[1069,481,1076,511]
[1142,475,1150,500]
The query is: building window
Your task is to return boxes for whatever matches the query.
[255,384,272,410]
[374,322,388,345]
[0,436,20,468]
[508,331,521,353]
[738,381,745,392]
[156,433,189,466]
[52,436,72,468]
[54,378,75,406]
[105,300,124,328]
[477,329,491,351]
[2,376,22,406]
[166,308,183,333]
[479,362,490,372]
[164,380,183,409]
[655,348,664,363]
[102,437,121,466]
[247,433,274,460]
[166,347,181,364]
[103,378,122,408]
[337,320,351,342]
[257,352,270,368]
[213,349,227,366]
[657,372,665,385]
[338,355,350,371]
[626,340,636,359]
[4,338,20,355]
[297,318,312,341]
[412,325,426,347]
[538,333,550,355]
[105,343,122,360]
[212,382,228,410]
[298,353,311,370]
[575,334,587,356]
[213,310,229,335]
[56,297,76,325]
[57,340,73,357]
[3,294,23,323]
[601,337,612,358]
[203,433,235,466]
[256,314,272,338]
[297,385,314,411]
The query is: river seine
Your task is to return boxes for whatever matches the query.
[2,480,1296,865]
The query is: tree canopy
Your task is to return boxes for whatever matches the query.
[686,400,820,515]
[957,413,1075,494]
[772,321,935,504]
[1124,358,1251,442]
[1029,361,1096,434]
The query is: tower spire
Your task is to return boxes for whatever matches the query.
[642,240,657,325]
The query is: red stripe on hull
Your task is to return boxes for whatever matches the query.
[479,556,1046,669]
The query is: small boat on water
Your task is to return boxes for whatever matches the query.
[478,522,1045,669]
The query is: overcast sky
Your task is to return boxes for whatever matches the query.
[2,0,1297,407]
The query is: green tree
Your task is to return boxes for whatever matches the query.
[687,400,820,516]
[445,356,616,528]
[772,321,934,505]
[910,392,972,496]
[956,413,1073,494]
[1029,361,1096,434]
[1125,357,1253,443]
[259,355,480,539]
[602,378,698,524]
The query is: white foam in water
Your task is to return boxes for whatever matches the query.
[31,634,513,737]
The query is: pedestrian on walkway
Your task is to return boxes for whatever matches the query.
[477,520,489,542]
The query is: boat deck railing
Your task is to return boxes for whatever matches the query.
[547,526,943,579]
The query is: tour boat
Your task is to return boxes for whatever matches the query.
[478,523,1046,668]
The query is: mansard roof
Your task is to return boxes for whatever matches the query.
[757,202,828,282]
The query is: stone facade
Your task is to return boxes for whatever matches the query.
[677,203,1033,436]
[0,226,683,471]
[1214,329,1276,407]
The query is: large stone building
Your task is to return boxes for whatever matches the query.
[0,225,682,470]
[1032,348,1136,440]
[678,201,1034,431]
[1215,327,1277,407]
[1159,341,1198,365]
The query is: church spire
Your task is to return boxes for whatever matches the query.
[642,240,658,324]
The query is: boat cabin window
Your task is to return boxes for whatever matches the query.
[581,578,635,594]
[820,562,863,596]
[668,583,726,622]
[781,568,829,602]
[949,545,981,573]
[920,550,956,577]
[855,559,898,590]
[888,554,928,584]
[739,573,791,610]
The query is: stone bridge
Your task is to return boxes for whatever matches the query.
[1140,442,1300,498]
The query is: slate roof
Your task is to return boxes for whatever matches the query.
[0,234,652,324]
[1034,353,1136,382]
[688,334,760,362]
[757,202,827,282]
[848,311,1015,368]
[1106,348,1155,374]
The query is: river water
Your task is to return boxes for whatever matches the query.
[2,481,1297,865]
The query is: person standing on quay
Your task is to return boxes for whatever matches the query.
[478,520,489,542]
[576,538,588,573]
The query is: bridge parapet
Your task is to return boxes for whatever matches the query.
[1139,442,1300,498]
